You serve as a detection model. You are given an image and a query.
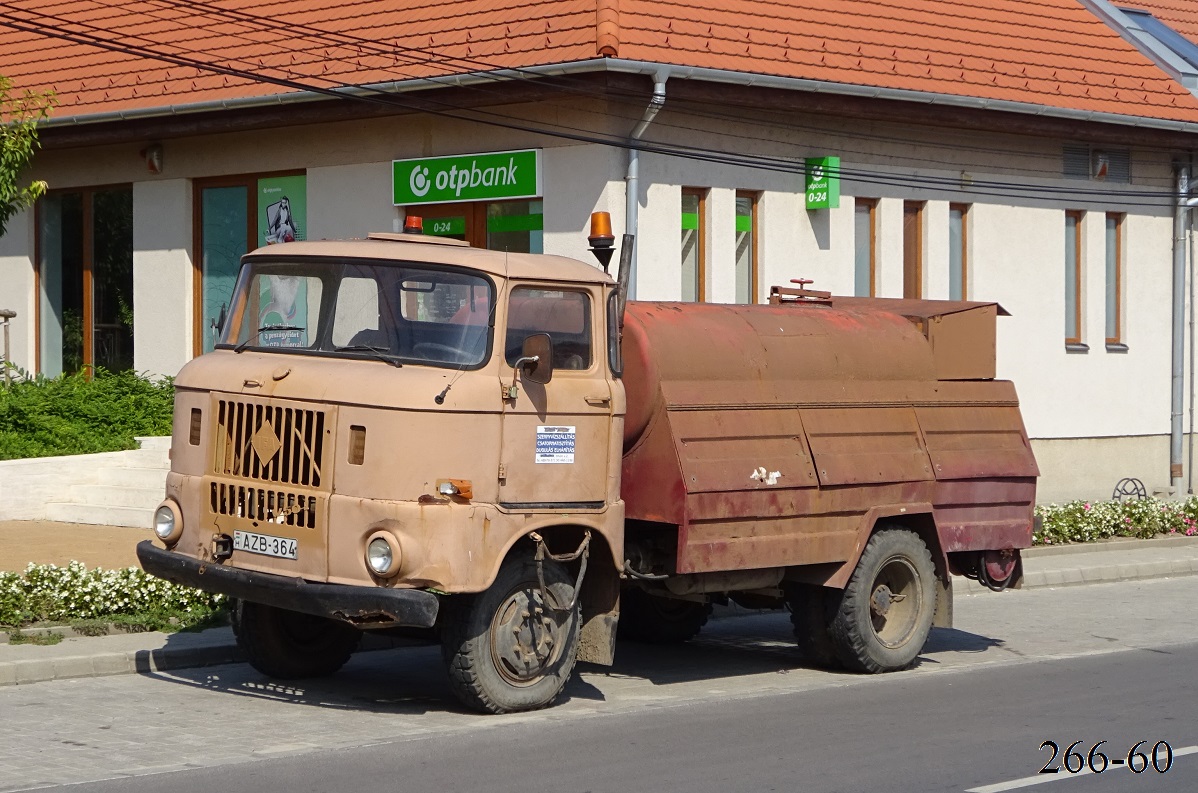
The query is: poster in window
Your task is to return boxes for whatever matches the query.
[256,175,309,345]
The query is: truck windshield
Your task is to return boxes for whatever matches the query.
[216,260,494,368]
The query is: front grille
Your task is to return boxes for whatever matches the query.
[214,400,326,487]
[210,482,319,529]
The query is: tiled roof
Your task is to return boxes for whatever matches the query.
[1120,0,1198,44]
[1,0,1197,126]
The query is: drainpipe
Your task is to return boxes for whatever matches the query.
[625,68,670,300]
[1184,186,1198,494]
[1172,166,1193,491]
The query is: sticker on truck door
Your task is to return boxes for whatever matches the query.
[535,426,576,463]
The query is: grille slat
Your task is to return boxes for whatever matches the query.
[208,482,318,528]
[214,399,326,488]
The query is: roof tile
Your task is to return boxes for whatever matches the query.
[0,0,1196,124]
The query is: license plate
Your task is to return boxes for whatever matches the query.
[233,530,298,560]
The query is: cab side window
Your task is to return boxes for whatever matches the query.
[506,288,592,370]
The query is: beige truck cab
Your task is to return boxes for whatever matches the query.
[141,231,626,713]
[140,223,1038,714]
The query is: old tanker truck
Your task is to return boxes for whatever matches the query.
[138,214,1038,713]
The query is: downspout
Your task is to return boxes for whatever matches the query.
[1185,183,1198,493]
[625,69,670,300]
[1172,166,1192,490]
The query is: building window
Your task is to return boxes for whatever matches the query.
[1106,213,1125,349]
[734,191,758,304]
[1065,210,1085,348]
[420,199,543,253]
[854,198,876,296]
[949,204,969,301]
[681,188,706,302]
[903,201,924,299]
[37,187,134,376]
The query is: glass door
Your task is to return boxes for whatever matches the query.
[199,185,250,354]
[37,188,133,376]
[195,174,307,355]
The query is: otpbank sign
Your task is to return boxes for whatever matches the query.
[393,149,542,206]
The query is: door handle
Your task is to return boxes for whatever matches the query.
[584,395,611,406]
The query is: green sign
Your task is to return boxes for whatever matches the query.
[426,216,466,237]
[393,149,542,206]
[805,156,840,210]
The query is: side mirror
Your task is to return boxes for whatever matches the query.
[518,333,554,385]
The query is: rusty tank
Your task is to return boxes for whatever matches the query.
[617,285,1036,592]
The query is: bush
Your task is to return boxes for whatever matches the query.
[1034,497,1198,545]
[0,367,172,460]
[0,561,224,630]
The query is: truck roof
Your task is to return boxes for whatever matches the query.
[244,235,615,285]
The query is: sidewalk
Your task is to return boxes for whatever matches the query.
[1,520,1197,687]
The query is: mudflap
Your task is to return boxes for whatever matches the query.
[933,576,953,629]
[577,557,620,665]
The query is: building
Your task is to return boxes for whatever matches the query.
[3,0,1198,502]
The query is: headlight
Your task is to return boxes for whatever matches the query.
[365,531,402,577]
[153,502,183,544]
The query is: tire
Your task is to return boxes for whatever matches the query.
[828,528,937,673]
[440,555,580,714]
[233,601,361,679]
[617,588,711,643]
[786,584,841,669]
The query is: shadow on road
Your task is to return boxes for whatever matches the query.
[136,611,1006,715]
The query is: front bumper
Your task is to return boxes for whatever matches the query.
[137,541,440,628]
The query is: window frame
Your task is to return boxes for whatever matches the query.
[681,187,707,302]
[854,198,877,297]
[1105,212,1125,350]
[949,203,969,301]
[1065,210,1085,349]
[734,190,760,304]
[903,201,925,299]
[34,183,134,376]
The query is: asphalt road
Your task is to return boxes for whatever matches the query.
[3,576,1197,793]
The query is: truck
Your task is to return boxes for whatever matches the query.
[138,214,1038,713]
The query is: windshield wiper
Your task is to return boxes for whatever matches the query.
[234,324,305,353]
[334,344,404,368]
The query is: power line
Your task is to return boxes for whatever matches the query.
[0,2,1184,206]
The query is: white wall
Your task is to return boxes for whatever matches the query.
[0,208,35,373]
[132,180,193,377]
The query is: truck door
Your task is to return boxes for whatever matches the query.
[499,285,612,508]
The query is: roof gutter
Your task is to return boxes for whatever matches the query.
[42,56,1198,135]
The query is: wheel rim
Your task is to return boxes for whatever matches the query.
[867,555,923,649]
[489,583,568,687]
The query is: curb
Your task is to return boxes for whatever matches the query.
[955,555,1198,594]
[5,545,1198,688]
[0,629,243,687]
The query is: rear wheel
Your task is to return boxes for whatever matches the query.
[441,555,580,714]
[786,584,841,669]
[233,601,361,679]
[828,528,937,673]
[617,588,711,643]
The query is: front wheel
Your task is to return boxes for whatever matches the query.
[440,555,580,713]
[828,528,937,673]
[233,601,362,679]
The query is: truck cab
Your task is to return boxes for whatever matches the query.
[141,231,626,713]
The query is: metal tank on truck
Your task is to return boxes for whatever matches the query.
[138,212,1038,713]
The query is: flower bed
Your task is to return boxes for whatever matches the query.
[0,561,224,632]
[1034,497,1198,545]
